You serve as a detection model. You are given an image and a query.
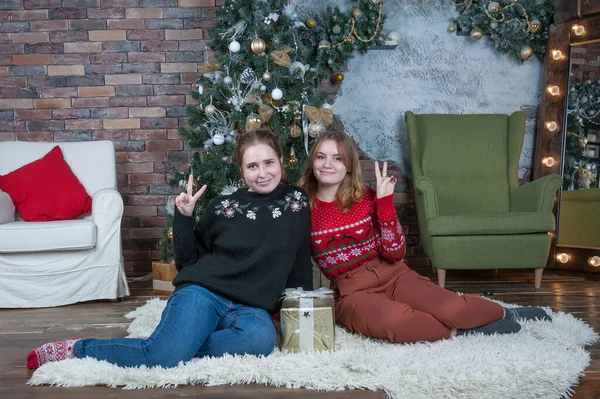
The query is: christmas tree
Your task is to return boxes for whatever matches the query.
[450,0,553,62]
[563,78,600,191]
[161,0,387,261]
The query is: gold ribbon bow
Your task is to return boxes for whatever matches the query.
[258,104,274,123]
[270,46,295,68]
[305,106,333,126]
[197,62,220,74]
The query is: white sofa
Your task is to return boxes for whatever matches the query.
[0,141,129,308]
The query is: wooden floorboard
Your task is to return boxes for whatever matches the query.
[0,267,599,398]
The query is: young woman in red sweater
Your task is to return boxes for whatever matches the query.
[299,131,550,343]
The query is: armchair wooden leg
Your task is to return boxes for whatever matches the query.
[437,269,446,289]
[534,268,543,289]
[432,265,437,274]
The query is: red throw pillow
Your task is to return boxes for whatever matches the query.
[0,145,92,221]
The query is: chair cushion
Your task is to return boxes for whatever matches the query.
[427,212,556,236]
[0,219,96,253]
[0,146,92,222]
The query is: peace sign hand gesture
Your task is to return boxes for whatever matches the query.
[374,161,396,199]
[175,174,207,217]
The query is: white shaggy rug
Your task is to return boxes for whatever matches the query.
[29,298,598,399]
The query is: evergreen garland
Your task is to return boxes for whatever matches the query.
[160,0,386,261]
[451,0,553,62]
[563,79,600,191]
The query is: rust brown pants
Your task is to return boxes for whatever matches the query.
[331,258,504,343]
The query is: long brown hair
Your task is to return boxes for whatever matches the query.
[234,127,286,182]
[298,131,364,211]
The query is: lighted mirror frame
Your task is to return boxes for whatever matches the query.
[534,14,600,271]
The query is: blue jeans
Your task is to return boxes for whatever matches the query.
[73,285,276,368]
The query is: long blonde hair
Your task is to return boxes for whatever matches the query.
[298,131,364,212]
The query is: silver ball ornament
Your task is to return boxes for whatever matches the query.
[212,133,225,146]
[308,122,326,138]
[228,40,241,53]
[271,88,283,101]
[204,104,217,115]
[487,2,500,13]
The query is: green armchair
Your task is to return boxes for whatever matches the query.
[405,111,562,288]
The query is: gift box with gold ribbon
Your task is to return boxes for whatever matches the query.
[278,287,335,353]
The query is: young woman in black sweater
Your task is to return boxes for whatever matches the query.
[27,128,313,369]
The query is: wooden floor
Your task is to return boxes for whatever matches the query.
[1,266,600,399]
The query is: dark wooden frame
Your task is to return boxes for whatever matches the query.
[534,8,600,272]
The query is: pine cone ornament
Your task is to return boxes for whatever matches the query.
[240,67,256,84]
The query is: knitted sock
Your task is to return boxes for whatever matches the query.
[503,306,552,322]
[456,319,521,336]
[26,339,80,369]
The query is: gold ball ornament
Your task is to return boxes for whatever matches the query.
[470,27,483,41]
[528,20,542,33]
[520,46,533,60]
[352,9,363,19]
[447,24,456,33]
[289,125,302,138]
[308,122,326,138]
[262,71,272,82]
[245,113,262,133]
[331,72,344,83]
[250,38,266,54]
[306,18,316,29]
[346,36,355,45]
[487,1,500,13]
[318,40,331,51]
[204,104,217,115]
[509,0,518,3]
[167,227,173,241]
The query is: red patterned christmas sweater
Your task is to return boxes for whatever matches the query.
[310,187,406,280]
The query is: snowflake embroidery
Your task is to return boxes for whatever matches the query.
[272,208,282,218]
[336,253,350,262]
[325,256,336,265]
[350,248,362,257]
[381,227,396,242]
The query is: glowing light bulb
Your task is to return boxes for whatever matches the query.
[551,49,563,60]
[588,256,600,267]
[546,121,558,131]
[572,24,585,36]
[556,253,570,263]
[546,85,560,96]
[542,157,555,167]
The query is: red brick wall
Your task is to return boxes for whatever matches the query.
[0,0,424,272]
[570,45,600,81]
[0,0,218,272]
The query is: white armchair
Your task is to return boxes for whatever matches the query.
[0,141,129,308]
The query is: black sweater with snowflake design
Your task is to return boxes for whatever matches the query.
[172,184,313,315]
